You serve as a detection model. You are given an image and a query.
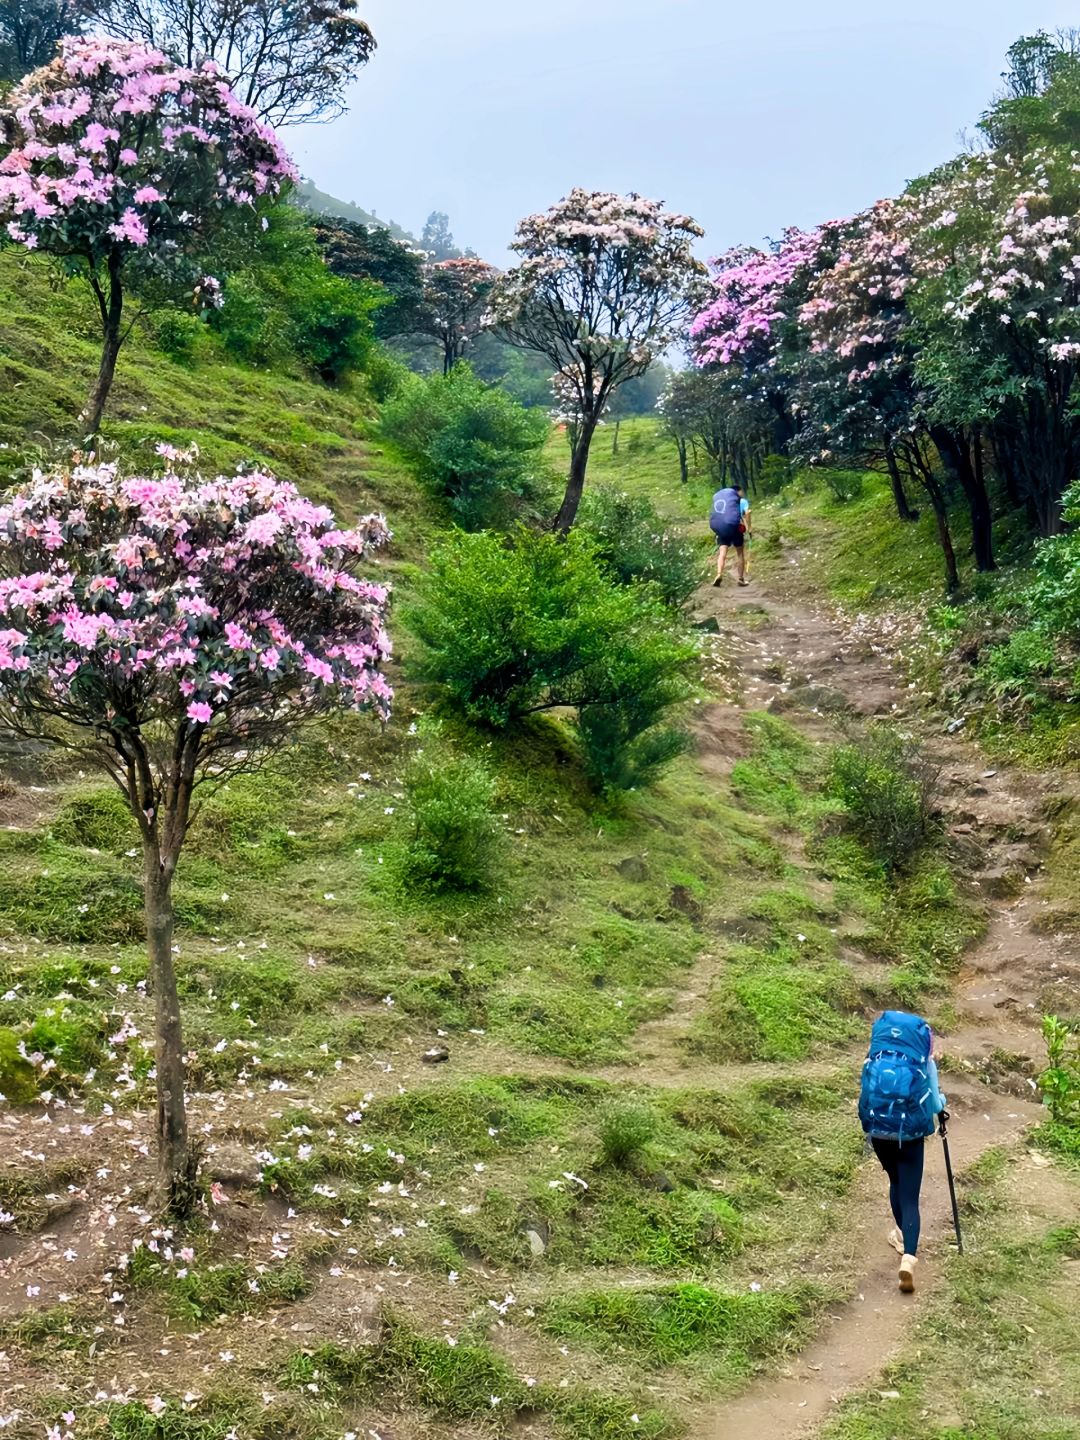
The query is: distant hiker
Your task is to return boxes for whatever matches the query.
[858,1010,947,1293]
[737,486,752,578]
[709,484,747,587]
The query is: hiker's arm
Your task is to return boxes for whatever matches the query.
[927,1056,947,1113]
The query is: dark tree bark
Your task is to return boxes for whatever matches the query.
[884,442,919,522]
[931,425,996,571]
[145,856,198,1214]
[911,452,959,592]
[611,419,621,456]
[86,252,124,435]
[676,436,689,484]
[555,412,600,533]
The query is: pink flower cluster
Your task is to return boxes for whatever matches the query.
[690,227,835,368]
[0,37,295,262]
[0,450,392,734]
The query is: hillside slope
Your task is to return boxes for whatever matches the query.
[0,306,1077,1440]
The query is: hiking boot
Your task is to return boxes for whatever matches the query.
[712,575,723,588]
[887,1225,904,1256]
[898,1254,917,1292]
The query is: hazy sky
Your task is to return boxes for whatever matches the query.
[292,1,1077,262]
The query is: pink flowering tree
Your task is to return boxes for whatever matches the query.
[0,448,392,1212]
[911,150,1080,535]
[689,226,837,455]
[491,189,706,532]
[408,257,497,375]
[0,37,295,433]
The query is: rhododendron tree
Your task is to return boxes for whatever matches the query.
[408,257,497,375]
[0,37,295,432]
[911,149,1080,535]
[0,448,391,1211]
[492,189,705,532]
[90,0,376,125]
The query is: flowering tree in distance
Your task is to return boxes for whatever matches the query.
[410,257,497,374]
[0,37,295,433]
[492,190,706,532]
[0,449,392,1212]
[89,0,376,125]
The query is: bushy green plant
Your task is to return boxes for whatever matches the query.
[406,528,695,790]
[575,685,690,794]
[819,468,865,503]
[983,628,1057,696]
[1039,1014,1080,1126]
[51,789,136,851]
[579,485,701,608]
[382,364,550,529]
[153,309,202,364]
[598,1100,658,1169]
[828,727,937,873]
[758,454,793,495]
[212,202,378,383]
[404,752,504,891]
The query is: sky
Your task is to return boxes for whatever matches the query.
[292,0,1079,263]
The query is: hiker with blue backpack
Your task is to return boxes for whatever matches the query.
[709,484,749,587]
[859,1010,948,1293]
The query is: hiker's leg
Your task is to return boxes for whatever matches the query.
[736,543,746,583]
[896,1139,925,1255]
[871,1137,903,1230]
[715,544,728,579]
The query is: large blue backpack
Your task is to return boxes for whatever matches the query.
[710,488,741,531]
[859,1011,937,1143]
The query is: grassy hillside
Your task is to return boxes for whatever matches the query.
[0,293,1077,1440]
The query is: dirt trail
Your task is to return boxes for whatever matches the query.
[689,561,1078,1440]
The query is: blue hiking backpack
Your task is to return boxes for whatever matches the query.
[859,1011,937,1143]
[710,488,741,531]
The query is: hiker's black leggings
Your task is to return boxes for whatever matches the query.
[871,1136,925,1255]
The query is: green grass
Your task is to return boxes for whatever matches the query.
[820,1168,1080,1440]
[539,1279,826,1378]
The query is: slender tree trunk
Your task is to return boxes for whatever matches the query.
[677,437,689,485]
[555,413,599,533]
[930,425,995,571]
[145,855,197,1216]
[884,442,918,522]
[86,318,123,436]
[612,419,621,455]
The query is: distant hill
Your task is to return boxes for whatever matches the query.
[295,179,417,245]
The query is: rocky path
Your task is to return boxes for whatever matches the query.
[689,563,1079,1440]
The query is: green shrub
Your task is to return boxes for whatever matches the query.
[382,364,550,528]
[579,485,701,609]
[819,468,865,503]
[51,789,136,851]
[211,201,377,383]
[576,692,690,795]
[598,1101,658,1169]
[1039,1014,1080,1126]
[983,628,1057,696]
[828,727,937,873]
[153,309,202,364]
[758,454,793,495]
[404,753,504,890]
[406,528,694,789]
[0,1026,38,1102]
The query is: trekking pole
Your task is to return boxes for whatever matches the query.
[938,1109,964,1255]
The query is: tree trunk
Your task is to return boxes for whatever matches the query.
[86,322,123,437]
[612,419,621,455]
[145,858,197,1216]
[555,413,599,533]
[931,425,995,571]
[884,443,918,522]
[677,437,689,485]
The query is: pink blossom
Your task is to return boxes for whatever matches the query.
[186,700,213,724]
